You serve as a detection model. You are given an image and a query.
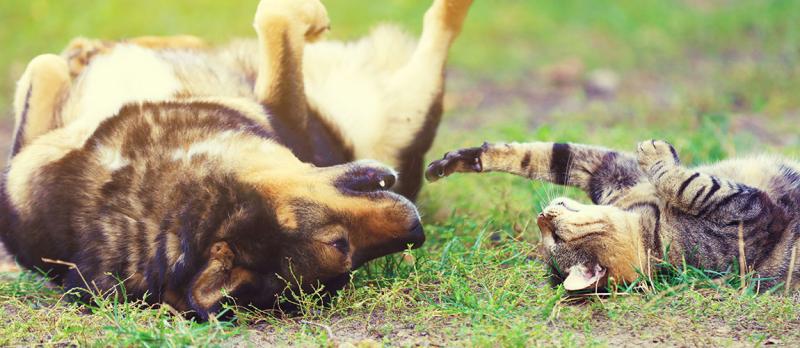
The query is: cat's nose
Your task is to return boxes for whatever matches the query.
[538,213,561,247]
[537,213,554,231]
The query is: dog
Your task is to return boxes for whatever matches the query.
[0,0,473,319]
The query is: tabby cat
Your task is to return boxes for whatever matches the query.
[426,140,800,291]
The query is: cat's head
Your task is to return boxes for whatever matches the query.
[538,197,648,291]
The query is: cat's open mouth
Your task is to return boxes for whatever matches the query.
[563,263,607,291]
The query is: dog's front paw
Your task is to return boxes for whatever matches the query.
[209,242,235,271]
[254,0,330,42]
[425,146,484,182]
[637,140,680,174]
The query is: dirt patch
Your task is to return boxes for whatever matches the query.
[226,311,467,347]
[583,313,755,347]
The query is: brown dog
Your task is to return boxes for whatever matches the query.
[0,0,473,319]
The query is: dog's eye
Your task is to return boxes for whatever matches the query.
[330,238,349,254]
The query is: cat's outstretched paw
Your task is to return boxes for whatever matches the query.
[425,145,485,182]
[637,140,680,176]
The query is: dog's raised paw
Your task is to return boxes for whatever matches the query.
[254,0,330,42]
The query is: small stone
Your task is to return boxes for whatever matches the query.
[544,57,585,87]
[584,68,620,98]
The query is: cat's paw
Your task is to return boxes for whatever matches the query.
[425,145,485,182]
[254,0,330,42]
[637,140,680,175]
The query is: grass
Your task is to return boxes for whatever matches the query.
[2,0,800,346]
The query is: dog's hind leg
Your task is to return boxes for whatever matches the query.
[10,54,70,158]
[383,0,474,199]
[251,0,330,131]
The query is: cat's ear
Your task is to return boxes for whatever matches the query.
[563,263,606,291]
[189,242,254,320]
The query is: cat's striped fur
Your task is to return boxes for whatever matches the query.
[426,140,800,291]
[0,0,474,318]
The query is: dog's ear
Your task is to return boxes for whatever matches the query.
[188,242,254,320]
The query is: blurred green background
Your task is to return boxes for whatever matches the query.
[1,1,800,345]
[2,0,799,115]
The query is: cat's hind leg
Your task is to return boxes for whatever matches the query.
[10,54,70,158]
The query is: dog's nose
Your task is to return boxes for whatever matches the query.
[335,162,397,194]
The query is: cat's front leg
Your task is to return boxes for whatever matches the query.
[427,141,647,204]
[636,140,761,217]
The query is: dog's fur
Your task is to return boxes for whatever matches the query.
[427,140,800,292]
[0,0,473,318]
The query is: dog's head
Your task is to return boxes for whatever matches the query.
[283,160,422,270]
[231,158,423,285]
[537,197,646,291]
[188,158,424,315]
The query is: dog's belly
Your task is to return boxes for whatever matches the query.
[60,45,182,131]
[60,44,261,135]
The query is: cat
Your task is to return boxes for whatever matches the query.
[426,140,800,291]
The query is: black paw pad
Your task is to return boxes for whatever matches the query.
[425,147,484,182]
